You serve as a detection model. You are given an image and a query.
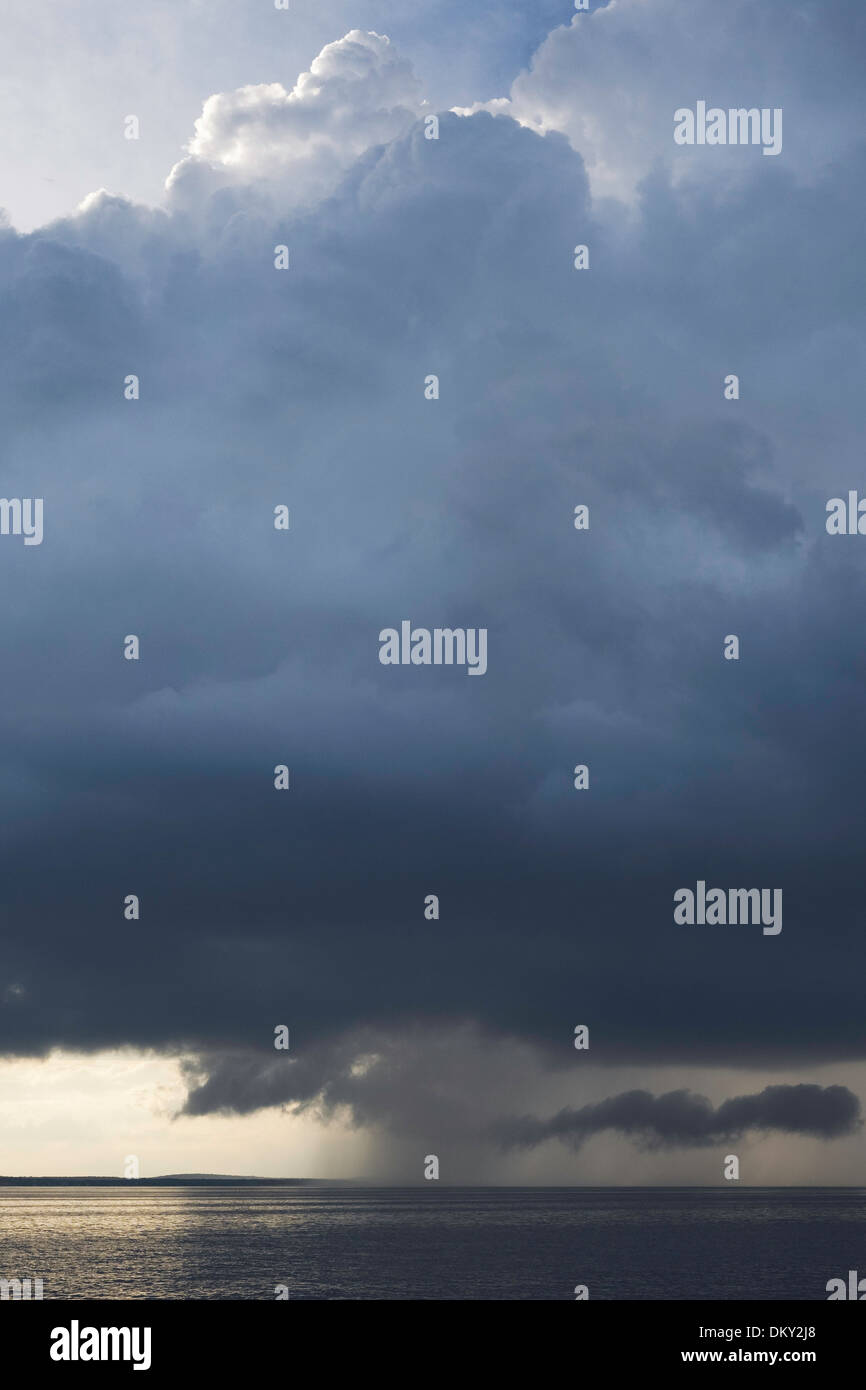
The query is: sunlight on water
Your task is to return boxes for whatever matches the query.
[1,1187,863,1300]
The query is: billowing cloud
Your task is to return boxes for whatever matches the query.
[166,30,423,211]
[457,0,866,200]
[0,11,863,1169]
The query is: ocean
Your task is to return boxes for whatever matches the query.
[0,1186,862,1300]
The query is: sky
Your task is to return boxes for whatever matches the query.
[0,0,865,1182]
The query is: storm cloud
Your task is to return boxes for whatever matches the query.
[0,5,863,1153]
[495,1085,863,1152]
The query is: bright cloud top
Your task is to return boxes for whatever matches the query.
[166,30,424,209]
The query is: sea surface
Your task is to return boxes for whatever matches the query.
[0,1186,862,1300]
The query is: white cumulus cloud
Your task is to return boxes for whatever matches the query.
[166,29,424,211]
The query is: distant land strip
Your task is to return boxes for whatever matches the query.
[0,1175,355,1186]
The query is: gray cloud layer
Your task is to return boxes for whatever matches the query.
[0,6,863,1143]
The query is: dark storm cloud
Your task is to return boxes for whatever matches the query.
[0,9,864,1133]
[495,1085,863,1152]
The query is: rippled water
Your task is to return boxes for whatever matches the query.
[0,1186,862,1300]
